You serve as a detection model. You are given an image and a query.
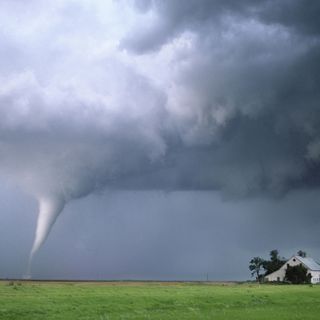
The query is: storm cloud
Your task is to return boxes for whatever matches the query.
[0,0,320,276]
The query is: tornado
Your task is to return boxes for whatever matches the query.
[26,195,65,277]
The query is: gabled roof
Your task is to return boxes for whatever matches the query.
[295,256,320,271]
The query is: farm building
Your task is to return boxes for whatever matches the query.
[265,255,320,284]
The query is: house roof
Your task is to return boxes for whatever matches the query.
[295,256,320,271]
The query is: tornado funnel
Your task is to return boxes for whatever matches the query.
[27,195,65,275]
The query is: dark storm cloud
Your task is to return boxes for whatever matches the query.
[1,0,320,265]
[127,0,320,53]
[258,0,320,36]
[1,0,319,200]
[119,0,320,196]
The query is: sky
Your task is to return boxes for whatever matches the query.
[0,0,320,280]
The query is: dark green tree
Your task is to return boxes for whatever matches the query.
[263,249,286,275]
[285,264,311,284]
[297,250,307,258]
[249,257,265,282]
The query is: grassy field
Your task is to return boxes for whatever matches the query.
[1,281,320,319]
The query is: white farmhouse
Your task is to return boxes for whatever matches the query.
[265,255,320,284]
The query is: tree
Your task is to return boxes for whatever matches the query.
[263,249,286,275]
[270,249,279,261]
[285,264,311,284]
[297,250,307,258]
[249,257,265,282]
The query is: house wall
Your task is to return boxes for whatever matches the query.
[310,271,320,284]
[265,268,286,282]
[265,256,319,282]
[265,256,300,282]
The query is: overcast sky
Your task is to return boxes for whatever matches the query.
[0,0,320,280]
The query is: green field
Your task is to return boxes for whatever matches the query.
[1,281,320,319]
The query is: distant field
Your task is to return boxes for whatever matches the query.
[1,281,320,319]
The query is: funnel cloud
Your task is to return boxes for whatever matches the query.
[30,196,65,262]
[0,0,320,277]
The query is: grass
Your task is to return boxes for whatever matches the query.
[1,281,320,319]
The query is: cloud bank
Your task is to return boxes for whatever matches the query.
[0,0,320,261]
